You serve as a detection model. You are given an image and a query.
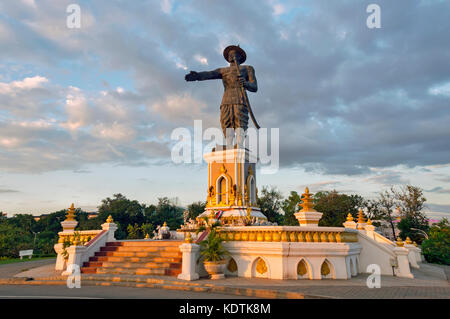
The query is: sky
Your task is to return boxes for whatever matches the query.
[0,0,449,219]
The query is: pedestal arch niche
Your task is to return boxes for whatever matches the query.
[320,259,335,279]
[252,257,269,278]
[297,259,311,280]
[226,257,238,277]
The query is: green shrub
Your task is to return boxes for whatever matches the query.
[421,218,450,265]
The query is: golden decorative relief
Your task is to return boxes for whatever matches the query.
[313,232,320,242]
[256,258,267,275]
[215,230,357,243]
[321,261,331,276]
[289,232,297,242]
[297,260,307,276]
[227,258,238,273]
[256,232,264,241]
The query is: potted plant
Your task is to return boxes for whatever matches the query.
[200,229,229,279]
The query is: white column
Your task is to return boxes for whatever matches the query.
[54,243,66,271]
[404,244,420,269]
[393,247,414,278]
[62,245,87,276]
[101,222,118,242]
[178,243,200,281]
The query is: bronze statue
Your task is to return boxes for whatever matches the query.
[185,45,259,148]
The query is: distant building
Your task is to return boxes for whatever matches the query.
[87,212,99,219]
[34,213,50,221]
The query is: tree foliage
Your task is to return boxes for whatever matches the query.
[187,201,206,220]
[314,191,364,227]
[281,191,301,226]
[257,186,283,224]
[421,218,449,265]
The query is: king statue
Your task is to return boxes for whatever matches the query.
[185,45,259,148]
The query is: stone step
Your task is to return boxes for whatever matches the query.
[107,240,182,247]
[83,261,182,269]
[88,256,182,263]
[100,246,181,253]
[94,251,181,258]
[83,267,181,276]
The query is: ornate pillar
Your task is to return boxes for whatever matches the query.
[178,234,200,281]
[294,187,323,227]
[60,203,78,233]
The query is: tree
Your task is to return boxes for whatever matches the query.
[97,194,145,239]
[421,218,449,265]
[314,191,364,227]
[145,197,184,230]
[127,223,143,239]
[187,201,206,220]
[394,185,427,222]
[366,188,398,240]
[257,186,283,224]
[397,216,429,244]
[281,191,301,225]
[393,185,429,242]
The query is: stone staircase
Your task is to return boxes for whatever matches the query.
[81,240,183,277]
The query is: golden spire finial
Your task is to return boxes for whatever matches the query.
[163,221,167,227]
[299,187,316,212]
[357,209,365,224]
[185,232,192,243]
[367,218,372,225]
[346,213,354,222]
[145,233,149,239]
[396,237,404,247]
[106,215,113,223]
[65,203,76,221]
[405,236,412,245]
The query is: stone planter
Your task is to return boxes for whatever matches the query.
[203,260,227,279]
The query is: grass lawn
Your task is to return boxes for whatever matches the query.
[0,256,56,265]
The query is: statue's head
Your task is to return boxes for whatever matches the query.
[223,45,246,64]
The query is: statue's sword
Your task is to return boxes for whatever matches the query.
[232,57,261,129]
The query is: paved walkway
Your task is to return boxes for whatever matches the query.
[1,259,449,299]
[0,284,253,299]
[0,258,55,278]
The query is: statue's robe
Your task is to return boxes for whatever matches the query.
[195,65,257,136]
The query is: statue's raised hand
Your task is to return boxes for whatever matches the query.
[185,71,199,81]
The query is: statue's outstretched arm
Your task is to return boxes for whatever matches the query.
[244,66,257,93]
[185,68,222,81]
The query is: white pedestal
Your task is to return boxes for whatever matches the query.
[178,243,200,281]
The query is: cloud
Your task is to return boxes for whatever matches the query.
[0,189,19,193]
[425,187,450,194]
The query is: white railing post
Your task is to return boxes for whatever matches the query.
[178,240,200,281]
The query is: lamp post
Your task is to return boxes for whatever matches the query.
[32,231,40,246]
[410,228,429,240]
